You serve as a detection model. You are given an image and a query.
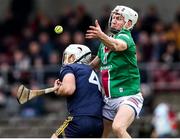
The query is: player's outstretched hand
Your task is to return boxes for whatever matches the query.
[85,20,104,39]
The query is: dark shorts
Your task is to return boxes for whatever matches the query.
[54,116,103,138]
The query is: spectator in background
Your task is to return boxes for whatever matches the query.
[175,6,180,23]
[140,83,154,116]
[150,21,165,62]
[161,41,179,64]
[141,5,160,34]
[99,5,111,32]
[1,0,34,36]
[151,102,177,138]
[20,83,46,118]
[58,5,78,33]
[31,11,53,35]
[38,31,55,64]
[76,4,93,33]
[13,49,30,70]
[32,56,44,84]
[137,31,153,62]
[0,89,6,109]
[166,22,180,50]
[131,17,143,43]
[44,51,59,86]
[28,41,42,65]
[48,51,60,66]
[55,31,71,61]
[72,31,86,45]
[152,32,168,62]
[10,0,33,26]
[5,84,20,116]
[19,26,35,52]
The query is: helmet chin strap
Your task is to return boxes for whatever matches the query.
[74,52,91,64]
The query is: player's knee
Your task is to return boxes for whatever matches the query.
[112,122,126,137]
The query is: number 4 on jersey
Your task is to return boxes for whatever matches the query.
[89,71,101,91]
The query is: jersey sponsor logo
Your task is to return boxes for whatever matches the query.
[100,65,112,70]
[119,87,123,92]
[102,53,108,64]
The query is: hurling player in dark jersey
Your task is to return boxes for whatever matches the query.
[51,44,104,138]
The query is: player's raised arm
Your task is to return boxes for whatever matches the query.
[86,20,127,51]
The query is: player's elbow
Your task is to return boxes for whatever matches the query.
[61,84,76,96]
[116,40,128,51]
[64,85,76,96]
[60,73,76,96]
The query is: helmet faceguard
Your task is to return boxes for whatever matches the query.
[108,5,138,34]
[62,44,91,65]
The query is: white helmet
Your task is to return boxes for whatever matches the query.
[62,44,91,65]
[109,5,138,33]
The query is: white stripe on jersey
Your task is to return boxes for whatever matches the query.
[117,34,130,39]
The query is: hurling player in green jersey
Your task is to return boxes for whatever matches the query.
[86,5,144,138]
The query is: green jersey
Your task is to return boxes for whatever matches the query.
[97,29,141,98]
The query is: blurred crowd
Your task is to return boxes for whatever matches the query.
[0,0,180,119]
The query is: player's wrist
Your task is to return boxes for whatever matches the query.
[53,86,59,93]
[98,31,106,40]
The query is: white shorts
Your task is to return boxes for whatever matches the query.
[103,92,144,121]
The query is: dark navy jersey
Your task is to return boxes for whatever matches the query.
[59,64,103,118]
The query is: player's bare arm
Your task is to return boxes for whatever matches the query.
[86,20,127,51]
[55,73,76,96]
[90,56,100,69]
